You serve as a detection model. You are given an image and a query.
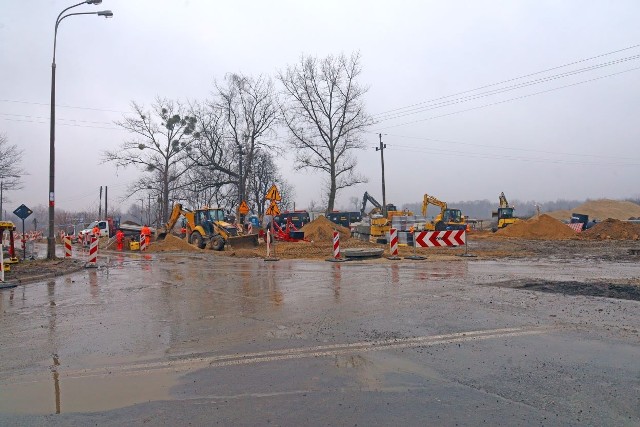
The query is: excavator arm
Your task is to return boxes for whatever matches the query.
[422,194,447,217]
[361,191,383,216]
[499,192,509,208]
[157,203,189,240]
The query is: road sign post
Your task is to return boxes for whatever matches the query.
[13,204,33,260]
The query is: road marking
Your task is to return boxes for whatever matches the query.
[40,326,547,381]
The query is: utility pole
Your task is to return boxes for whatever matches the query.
[148,193,151,225]
[98,186,103,219]
[376,134,387,218]
[238,137,246,224]
[105,186,108,219]
[140,199,144,225]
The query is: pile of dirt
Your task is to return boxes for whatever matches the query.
[146,234,202,252]
[546,199,640,221]
[496,214,577,240]
[580,218,640,240]
[300,216,351,242]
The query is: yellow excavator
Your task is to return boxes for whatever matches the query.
[157,203,258,250]
[491,192,520,231]
[422,194,467,231]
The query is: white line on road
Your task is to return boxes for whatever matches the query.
[46,326,547,381]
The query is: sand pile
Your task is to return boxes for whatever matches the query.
[301,216,351,242]
[496,214,577,239]
[147,234,202,252]
[580,219,640,240]
[546,199,640,221]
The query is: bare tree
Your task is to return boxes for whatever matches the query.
[103,99,196,222]
[187,74,279,218]
[216,73,279,217]
[278,52,372,212]
[247,150,294,216]
[0,133,24,219]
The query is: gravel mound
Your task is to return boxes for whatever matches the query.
[496,214,577,239]
[147,234,202,252]
[301,216,351,242]
[580,218,640,240]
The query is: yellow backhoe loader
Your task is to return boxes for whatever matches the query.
[491,192,520,231]
[422,194,467,231]
[157,203,259,250]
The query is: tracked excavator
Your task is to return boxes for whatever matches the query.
[422,194,467,231]
[356,191,413,242]
[157,203,258,250]
[491,192,520,231]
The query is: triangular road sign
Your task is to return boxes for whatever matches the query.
[238,200,249,215]
[265,184,282,201]
[265,201,281,216]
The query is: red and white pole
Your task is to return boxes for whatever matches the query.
[389,228,399,257]
[87,237,98,266]
[0,243,4,282]
[64,236,72,258]
[333,231,341,259]
[140,234,147,251]
[266,229,271,257]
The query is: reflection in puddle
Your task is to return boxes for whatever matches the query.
[0,369,176,415]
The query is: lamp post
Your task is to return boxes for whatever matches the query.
[47,1,113,259]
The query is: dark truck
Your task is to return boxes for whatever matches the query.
[327,211,363,228]
[570,213,597,231]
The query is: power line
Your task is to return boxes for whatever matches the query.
[1,117,122,130]
[0,98,127,114]
[371,43,640,118]
[0,112,115,126]
[389,146,640,167]
[375,134,639,162]
[374,55,640,122]
[374,67,640,131]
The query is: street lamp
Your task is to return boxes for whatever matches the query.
[47,1,113,259]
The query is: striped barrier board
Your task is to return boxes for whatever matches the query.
[333,231,341,259]
[87,237,98,266]
[415,230,466,247]
[64,236,72,258]
[566,223,583,232]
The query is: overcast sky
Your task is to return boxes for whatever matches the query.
[1,0,639,215]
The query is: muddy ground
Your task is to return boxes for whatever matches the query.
[4,236,640,300]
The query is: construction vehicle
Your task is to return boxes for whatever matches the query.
[569,213,597,231]
[157,203,259,250]
[422,194,467,231]
[356,192,413,243]
[491,192,520,232]
[0,221,19,265]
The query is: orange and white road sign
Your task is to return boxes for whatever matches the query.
[265,184,282,201]
[239,200,249,215]
[265,201,280,216]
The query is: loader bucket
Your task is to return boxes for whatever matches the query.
[156,231,168,241]
[227,233,259,249]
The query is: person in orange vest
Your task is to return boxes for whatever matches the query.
[92,225,100,239]
[141,224,151,247]
[115,229,125,251]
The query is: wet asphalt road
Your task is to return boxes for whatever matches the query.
[0,251,638,426]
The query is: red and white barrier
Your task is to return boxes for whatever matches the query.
[87,237,98,266]
[333,231,341,259]
[64,236,72,258]
[566,223,583,233]
[389,228,399,257]
[414,230,466,247]
[266,229,272,257]
[0,244,4,282]
[140,234,147,251]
